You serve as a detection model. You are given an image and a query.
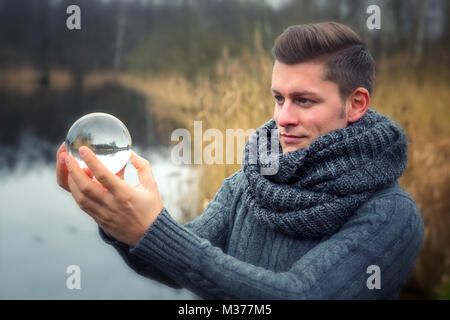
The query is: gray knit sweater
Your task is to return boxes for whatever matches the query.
[99,109,424,299]
[99,173,423,299]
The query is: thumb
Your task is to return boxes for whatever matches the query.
[130,151,155,189]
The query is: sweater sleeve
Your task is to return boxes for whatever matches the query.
[128,193,424,299]
[97,171,237,289]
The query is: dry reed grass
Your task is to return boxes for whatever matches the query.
[371,52,450,298]
[0,65,40,94]
[0,66,73,93]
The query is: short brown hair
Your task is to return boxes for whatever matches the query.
[272,22,375,101]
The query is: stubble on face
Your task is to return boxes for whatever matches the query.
[272,61,350,154]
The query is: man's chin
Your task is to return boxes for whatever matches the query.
[281,143,306,154]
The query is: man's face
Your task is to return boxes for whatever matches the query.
[272,60,349,154]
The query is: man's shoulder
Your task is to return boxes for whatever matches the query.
[365,181,418,208]
[223,169,247,189]
[354,181,423,230]
[211,169,247,204]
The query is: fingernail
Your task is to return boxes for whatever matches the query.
[65,156,71,166]
[79,147,87,157]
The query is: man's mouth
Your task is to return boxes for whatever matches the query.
[280,134,307,144]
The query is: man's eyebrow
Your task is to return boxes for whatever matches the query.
[270,89,320,98]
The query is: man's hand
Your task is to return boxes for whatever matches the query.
[59,144,163,246]
[56,142,124,192]
[56,142,71,192]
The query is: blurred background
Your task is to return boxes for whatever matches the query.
[0,0,449,299]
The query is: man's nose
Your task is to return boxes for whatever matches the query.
[277,102,299,127]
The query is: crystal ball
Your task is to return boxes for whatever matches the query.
[65,113,132,174]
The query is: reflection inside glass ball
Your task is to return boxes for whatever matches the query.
[65,113,132,174]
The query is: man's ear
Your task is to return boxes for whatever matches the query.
[347,88,370,123]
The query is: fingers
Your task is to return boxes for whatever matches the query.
[56,142,70,192]
[57,141,67,156]
[78,146,128,196]
[130,151,155,189]
[65,153,107,203]
[83,167,94,179]
[67,174,109,225]
[116,165,126,181]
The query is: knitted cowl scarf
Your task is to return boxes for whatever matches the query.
[242,108,408,239]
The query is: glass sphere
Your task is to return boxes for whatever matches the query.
[65,113,132,174]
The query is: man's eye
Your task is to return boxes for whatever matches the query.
[274,96,284,103]
[297,98,312,104]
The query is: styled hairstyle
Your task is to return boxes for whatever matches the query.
[272,22,375,101]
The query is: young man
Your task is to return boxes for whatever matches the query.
[56,22,424,299]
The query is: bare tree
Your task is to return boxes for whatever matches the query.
[413,0,431,65]
[113,3,128,71]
